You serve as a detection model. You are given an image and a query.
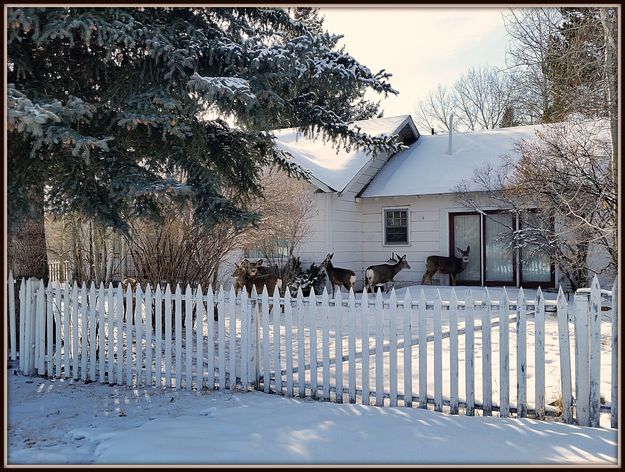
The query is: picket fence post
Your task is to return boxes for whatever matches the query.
[516,287,527,418]
[574,290,590,426]
[335,288,344,404]
[273,285,282,395]
[309,288,318,400]
[18,278,26,372]
[241,289,249,390]
[535,287,545,420]
[433,289,442,413]
[556,287,573,424]
[8,271,16,361]
[388,289,398,408]
[217,286,226,390]
[206,285,215,390]
[195,285,203,390]
[589,276,602,428]
[185,284,194,390]
[348,288,357,404]
[465,289,475,416]
[107,283,115,384]
[285,289,294,397]
[164,284,173,388]
[499,287,510,418]
[46,281,53,377]
[482,287,492,416]
[361,288,370,405]
[36,280,46,376]
[321,288,330,401]
[374,288,384,407]
[297,287,306,398]
[448,288,458,414]
[261,286,270,393]
[403,288,413,408]
[228,285,237,390]
[98,283,106,383]
[418,289,427,409]
[136,284,144,387]
[145,284,153,387]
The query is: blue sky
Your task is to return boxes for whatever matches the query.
[320,7,511,119]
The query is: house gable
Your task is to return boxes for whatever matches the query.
[273,115,419,195]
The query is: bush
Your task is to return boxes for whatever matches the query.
[288,259,326,296]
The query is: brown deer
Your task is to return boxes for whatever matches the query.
[234,259,283,296]
[320,253,356,297]
[365,254,411,293]
[421,245,470,286]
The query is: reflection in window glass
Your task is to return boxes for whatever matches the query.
[521,212,552,282]
[485,213,514,282]
[453,214,481,282]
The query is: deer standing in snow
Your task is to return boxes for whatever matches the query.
[320,253,356,297]
[365,254,411,293]
[421,245,470,286]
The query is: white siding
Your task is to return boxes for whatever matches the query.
[359,194,461,287]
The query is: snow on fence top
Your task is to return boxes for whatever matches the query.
[361,118,610,198]
[273,115,413,193]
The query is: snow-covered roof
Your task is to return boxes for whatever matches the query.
[360,120,610,198]
[273,115,416,193]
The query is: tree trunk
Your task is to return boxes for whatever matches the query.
[599,8,618,194]
[7,185,49,281]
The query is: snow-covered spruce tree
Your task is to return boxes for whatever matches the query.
[7,7,400,279]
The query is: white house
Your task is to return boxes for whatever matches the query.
[267,115,612,291]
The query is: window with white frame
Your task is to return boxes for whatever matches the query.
[384,208,409,244]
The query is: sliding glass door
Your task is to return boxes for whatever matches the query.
[450,210,552,287]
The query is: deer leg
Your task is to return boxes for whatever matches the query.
[450,273,455,286]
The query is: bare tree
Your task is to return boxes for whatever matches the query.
[241,165,318,286]
[125,203,245,289]
[454,66,513,131]
[414,83,458,134]
[454,120,615,290]
[502,8,563,123]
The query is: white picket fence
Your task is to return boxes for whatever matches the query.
[6,272,617,428]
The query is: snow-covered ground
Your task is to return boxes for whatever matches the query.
[6,364,617,465]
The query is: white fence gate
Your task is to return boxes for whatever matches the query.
[6,272,617,428]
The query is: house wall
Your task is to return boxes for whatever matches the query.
[359,193,463,288]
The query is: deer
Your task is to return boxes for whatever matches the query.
[365,254,411,293]
[421,245,470,286]
[233,259,283,297]
[320,253,356,297]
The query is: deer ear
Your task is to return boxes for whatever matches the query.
[466,245,470,252]
[330,253,334,259]
[457,247,462,253]
[257,259,263,266]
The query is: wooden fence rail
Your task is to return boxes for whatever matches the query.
[6,272,617,428]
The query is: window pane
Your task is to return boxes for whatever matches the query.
[521,213,552,282]
[453,214,481,281]
[485,213,514,282]
[385,210,408,243]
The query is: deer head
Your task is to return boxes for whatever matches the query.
[456,245,470,264]
[321,253,334,269]
[396,254,411,270]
